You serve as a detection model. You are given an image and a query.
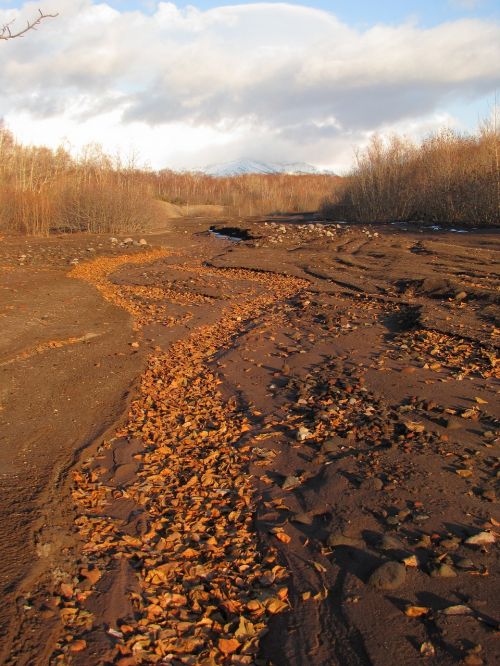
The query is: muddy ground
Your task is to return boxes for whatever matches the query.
[0,218,498,666]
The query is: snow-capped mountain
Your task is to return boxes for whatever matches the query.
[198,159,333,177]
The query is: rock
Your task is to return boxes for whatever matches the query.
[431,563,456,578]
[296,426,312,441]
[291,512,313,526]
[386,516,400,526]
[361,477,384,491]
[402,554,418,567]
[440,538,460,550]
[69,258,79,265]
[123,237,134,245]
[404,421,425,433]
[130,342,140,349]
[282,475,301,490]
[464,654,484,666]
[80,567,102,585]
[379,535,405,551]
[321,437,341,453]
[368,561,406,590]
[444,417,462,430]
[481,489,496,502]
[455,291,467,301]
[138,238,148,246]
[465,531,496,546]
[455,558,474,570]
[328,533,364,549]
[110,237,119,244]
[416,534,432,548]
[441,604,473,616]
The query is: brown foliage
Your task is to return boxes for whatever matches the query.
[155,170,339,217]
[0,129,161,235]
[323,126,500,226]
[0,127,339,236]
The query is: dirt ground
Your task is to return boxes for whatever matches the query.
[0,218,498,666]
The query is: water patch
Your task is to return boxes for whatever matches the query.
[209,225,254,241]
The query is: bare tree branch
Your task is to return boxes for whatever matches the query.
[0,8,58,41]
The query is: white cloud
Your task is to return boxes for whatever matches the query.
[1,1,499,170]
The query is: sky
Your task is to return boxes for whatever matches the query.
[1,1,499,172]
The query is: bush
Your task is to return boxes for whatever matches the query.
[322,125,500,227]
[0,128,161,235]
[0,126,341,235]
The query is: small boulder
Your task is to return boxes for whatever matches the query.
[328,533,364,549]
[379,535,405,551]
[296,426,312,441]
[282,475,301,490]
[368,561,406,590]
[431,563,456,578]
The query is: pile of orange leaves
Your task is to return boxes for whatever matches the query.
[54,252,309,664]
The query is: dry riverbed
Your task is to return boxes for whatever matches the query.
[0,218,498,666]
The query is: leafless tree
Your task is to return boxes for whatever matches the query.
[1,8,57,41]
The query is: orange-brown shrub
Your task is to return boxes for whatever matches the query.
[155,170,339,217]
[323,125,500,226]
[0,127,340,235]
[0,128,161,235]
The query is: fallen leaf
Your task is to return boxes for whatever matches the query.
[60,583,74,599]
[313,587,329,601]
[275,532,291,544]
[69,639,87,652]
[405,606,429,618]
[266,599,289,614]
[235,616,256,640]
[312,561,327,573]
[420,641,436,657]
[218,638,240,656]
[456,469,473,478]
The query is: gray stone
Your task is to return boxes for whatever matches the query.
[455,558,474,570]
[439,538,460,550]
[282,475,301,490]
[291,512,313,526]
[328,533,364,549]
[379,535,405,551]
[431,563,457,578]
[368,561,406,590]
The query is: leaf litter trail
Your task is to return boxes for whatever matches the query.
[53,251,309,665]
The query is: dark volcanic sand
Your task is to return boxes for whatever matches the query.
[0,219,498,666]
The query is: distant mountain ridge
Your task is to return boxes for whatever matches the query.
[198,159,334,177]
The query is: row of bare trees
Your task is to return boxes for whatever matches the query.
[0,127,339,235]
[155,170,338,217]
[323,121,500,226]
[0,128,161,234]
